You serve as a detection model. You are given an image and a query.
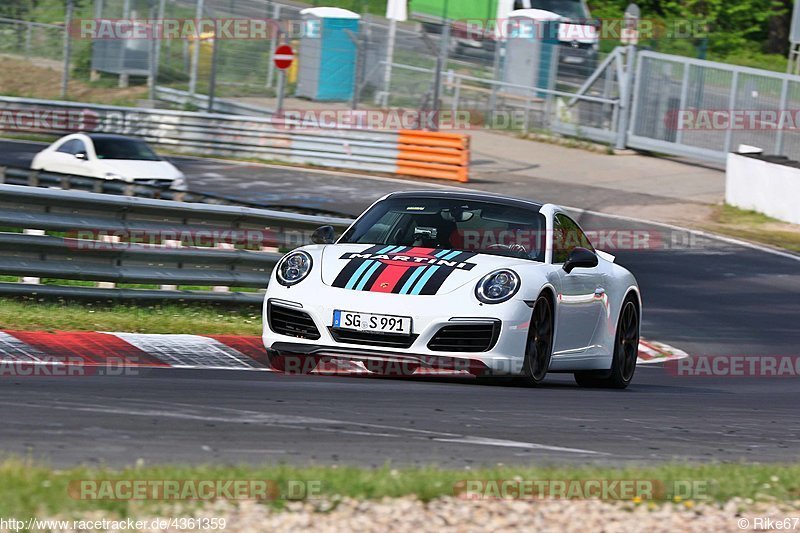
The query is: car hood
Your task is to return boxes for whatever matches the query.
[98,159,182,180]
[320,243,533,295]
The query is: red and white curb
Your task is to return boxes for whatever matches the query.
[0,331,687,375]
[637,339,689,365]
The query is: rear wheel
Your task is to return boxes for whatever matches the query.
[521,295,553,386]
[574,298,639,389]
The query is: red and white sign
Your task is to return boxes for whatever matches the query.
[273,44,294,70]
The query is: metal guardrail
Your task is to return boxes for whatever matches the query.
[0,184,354,304]
[0,95,471,182]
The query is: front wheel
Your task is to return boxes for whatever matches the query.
[575,298,639,389]
[520,295,554,386]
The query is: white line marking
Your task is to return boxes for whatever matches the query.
[8,399,605,456]
[433,436,604,454]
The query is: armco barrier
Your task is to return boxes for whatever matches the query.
[0,96,471,182]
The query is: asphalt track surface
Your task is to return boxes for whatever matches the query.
[0,139,799,467]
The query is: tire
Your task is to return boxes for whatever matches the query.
[574,297,639,389]
[520,294,554,386]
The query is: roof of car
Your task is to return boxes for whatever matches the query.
[385,190,544,211]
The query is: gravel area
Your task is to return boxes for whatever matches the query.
[147,497,800,532]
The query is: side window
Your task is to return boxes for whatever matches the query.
[553,214,594,263]
[56,140,78,154]
[56,139,87,155]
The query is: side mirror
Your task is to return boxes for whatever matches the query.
[75,151,87,160]
[311,225,335,244]
[563,247,598,274]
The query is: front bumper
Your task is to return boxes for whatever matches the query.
[262,286,534,376]
[266,341,495,376]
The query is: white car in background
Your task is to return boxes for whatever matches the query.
[31,133,187,190]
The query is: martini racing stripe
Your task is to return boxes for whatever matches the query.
[364,246,440,293]
[332,244,397,288]
[333,247,478,294]
[401,249,454,295]
[414,251,479,295]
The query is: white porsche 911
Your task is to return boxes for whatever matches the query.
[263,191,641,388]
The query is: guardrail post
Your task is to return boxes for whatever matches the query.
[96,234,120,289]
[160,239,182,291]
[25,21,32,58]
[21,229,45,285]
[212,242,235,292]
[451,76,461,115]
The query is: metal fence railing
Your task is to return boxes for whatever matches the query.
[628,51,800,164]
[0,183,353,303]
[10,2,800,166]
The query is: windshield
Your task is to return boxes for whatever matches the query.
[92,138,161,161]
[340,197,547,262]
[530,0,588,20]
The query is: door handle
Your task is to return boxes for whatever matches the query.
[594,288,605,297]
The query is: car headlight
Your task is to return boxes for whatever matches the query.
[475,269,520,304]
[171,175,188,191]
[276,251,312,286]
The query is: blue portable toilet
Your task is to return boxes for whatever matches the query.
[503,9,561,99]
[296,7,361,101]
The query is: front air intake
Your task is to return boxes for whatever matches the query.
[267,301,321,340]
[427,322,500,352]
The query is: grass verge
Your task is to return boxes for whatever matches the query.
[0,460,798,517]
[0,298,261,335]
[702,204,800,253]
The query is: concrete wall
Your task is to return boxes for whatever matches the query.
[726,153,800,225]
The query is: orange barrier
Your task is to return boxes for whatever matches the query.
[396,130,470,183]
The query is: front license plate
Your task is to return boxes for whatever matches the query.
[333,310,412,335]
